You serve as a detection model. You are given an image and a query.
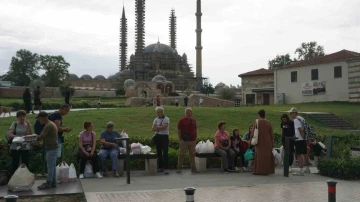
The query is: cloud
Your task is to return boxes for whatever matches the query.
[0,0,360,86]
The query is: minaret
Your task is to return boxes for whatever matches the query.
[169,9,177,49]
[119,5,127,72]
[135,0,146,80]
[195,0,203,90]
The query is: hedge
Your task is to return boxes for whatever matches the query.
[0,133,283,174]
[0,101,126,111]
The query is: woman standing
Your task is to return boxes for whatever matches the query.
[22,88,32,114]
[7,110,32,175]
[251,109,275,175]
[214,121,235,173]
[78,121,102,179]
[280,114,295,170]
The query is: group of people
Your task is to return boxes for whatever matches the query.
[6,103,318,190]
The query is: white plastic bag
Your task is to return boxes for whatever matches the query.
[280,146,284,162]
[140,146,151,154]
[196,141,204,153]
[131,142,142,150]
[7,164,35,192]
[12,137,24,143]
[59,161,70,182]
[84,163,94,178]
[132,149,141,154]
[56,164,61,181]
[68,163,77,181]
[120,132,129,148]
[198,141,208,153]
[207,140,215,153]
[273,149,282,167]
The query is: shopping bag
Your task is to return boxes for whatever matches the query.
[244,149,254,161]
[195,141,204,153]
[68,163,77,181]
[84,163,94,178]
[59,161,70,182]
[56,163,61,182]
[7,164,35,192]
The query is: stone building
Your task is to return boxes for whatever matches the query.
[66,74,119,90]
[238,68,274,105]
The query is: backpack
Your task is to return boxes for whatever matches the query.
[296,117,316,141]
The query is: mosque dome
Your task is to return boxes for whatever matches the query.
[144,41,176,54]
[151,75,167,82]
[68,74,79,80]
[80,74,92,80]
[94,75,106,80]
[124,79,135,88]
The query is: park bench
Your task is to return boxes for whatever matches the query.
[118,153,157,176]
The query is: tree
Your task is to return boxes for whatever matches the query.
[218,88,236,100]
[29,79,45,89]
[295,41,325,60]
[59,83,75,97]
[40,55,70,87]
[115,88,125,96]
[0,49,40,86]
[200,83,215,95]
[268,54,293,69]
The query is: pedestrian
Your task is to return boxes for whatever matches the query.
[177,108,198,173]
[97,96,101,109]
[175,98,179,107]
[199,97,203,107]
[184,96,188,107]
[64,89,71,107]
[33,86,42,113]
[152,107,170,174]
[156,95,161,106]
[22,88,32,114]
[37,111,58,189]
[289,107,310,176]
[280,114,295,172]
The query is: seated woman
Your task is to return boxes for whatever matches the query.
[98,122,123,177]
[78,121,102,179]
[214,121,235,173]
[7,110,32,175]
[230,129,249,172]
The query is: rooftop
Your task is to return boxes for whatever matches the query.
[238,68,273,77]
[276,49,360,70]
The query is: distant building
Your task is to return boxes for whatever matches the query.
[274,49,360,104]
[238,68,274,105]
[0,81,12,87]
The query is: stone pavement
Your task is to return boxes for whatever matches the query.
[82,167,360,202]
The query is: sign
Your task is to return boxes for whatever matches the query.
[301,81,326,96]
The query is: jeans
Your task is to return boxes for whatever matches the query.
[215,148,235,170]
[10,150,29,175]
[99,148,119,171]
[177,140,196,169]
[155,135,169,169]
[79,150,99,173]
[46,149,58,186]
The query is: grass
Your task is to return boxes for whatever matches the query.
[1,102,359,139]
[0,97,126,107]
[10,193,86,202]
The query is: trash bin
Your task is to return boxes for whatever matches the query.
[4,195,18,202]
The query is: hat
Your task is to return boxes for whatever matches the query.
[106,121,114,128]
[289,107,298,113]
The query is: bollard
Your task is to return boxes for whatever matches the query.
[327,180,337,202]
[184,187,196,202]
[4,195,18,202]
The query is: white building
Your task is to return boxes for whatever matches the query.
[274,50,360,104]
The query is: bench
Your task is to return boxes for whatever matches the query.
[118,153,157,175]
[195,153,221,172]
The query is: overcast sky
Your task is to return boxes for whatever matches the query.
[1,0,360,86]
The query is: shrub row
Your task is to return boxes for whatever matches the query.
[0,101,127,110]
[0,133,283,173]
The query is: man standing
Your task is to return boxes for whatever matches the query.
[177,108,198,173]
[64,89,71,106]
[37,112,58,189]
[152,107,170,174]
[289,107,310,176]
[199,97,203,107]
[184,96,188,107]
[48,104,71,160]
[33,86,42,113]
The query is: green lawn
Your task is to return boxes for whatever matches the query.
[1,102,359,139]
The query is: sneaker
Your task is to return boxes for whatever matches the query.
[95,172,103,178]
[164,169,169,174]
[176,169,182,173]
[293,171,304,176]
[37,183,52,189]
[79,174,84,179]
[304,168,311,174]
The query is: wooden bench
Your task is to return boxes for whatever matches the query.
[118,153,157,175]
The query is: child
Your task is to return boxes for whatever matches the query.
[97,96,101,109]
[230,129,250,172]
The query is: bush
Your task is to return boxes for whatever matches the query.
[218,88,236,100]
[318,157,360,180]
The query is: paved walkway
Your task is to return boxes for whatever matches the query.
[0,108,113,118]
[82,167,360,202]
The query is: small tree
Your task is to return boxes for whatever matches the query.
[218,88,236,100]
[115,88,125,96]
[59,83,75,97]
[200,83,215,95]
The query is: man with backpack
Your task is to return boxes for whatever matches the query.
[289,107,311,176]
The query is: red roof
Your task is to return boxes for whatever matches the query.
[238,68,273,77]
[277,49,360,70]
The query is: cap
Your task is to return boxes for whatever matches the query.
[289,107,298,113]
[106,121,114,128]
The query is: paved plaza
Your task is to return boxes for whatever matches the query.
[82,167,360,202]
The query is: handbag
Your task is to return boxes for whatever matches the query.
[251,119,259,145]
[78,132,94,157]
[244,148,254,161]
[219,132,229,147]
[6,122,17,144]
